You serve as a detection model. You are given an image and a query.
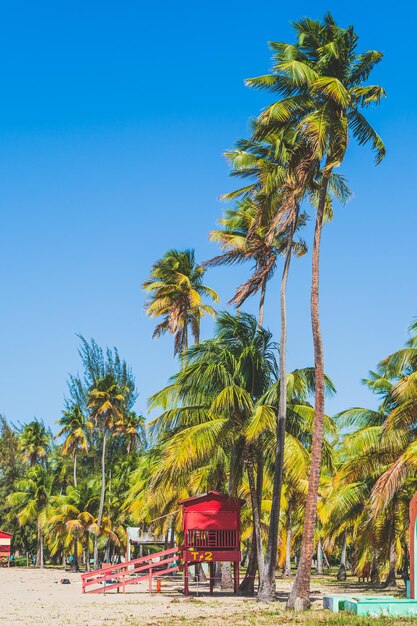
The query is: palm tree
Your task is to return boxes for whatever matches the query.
[48,483,120,573]
[55,405,91,487]
[143,249,219,358]
[149,312,279,580]
[246,14,385,606]
[115,410,145,454]
[87,374,127,569]
[148,312,337,593]
[215,124,348,600]
[18,419,50,466]
[7,465,53,567]
[207,198,307,326]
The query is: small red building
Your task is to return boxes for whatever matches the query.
[179,491,244,595]
[0,530,12,567]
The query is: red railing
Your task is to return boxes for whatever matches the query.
[186,529,238,549]
[81,546,182,594]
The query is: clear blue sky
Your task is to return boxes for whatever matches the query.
[0,0,416,429]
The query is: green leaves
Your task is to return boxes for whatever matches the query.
[347,109,386,164]
[246,16,386,174]
[276,60,318,86]
[349,50,384,86]
[311,76,351,107]
[351,85,386,107]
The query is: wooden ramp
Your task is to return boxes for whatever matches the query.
[81,546,182,594]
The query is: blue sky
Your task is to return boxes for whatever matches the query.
[0,0,416,429]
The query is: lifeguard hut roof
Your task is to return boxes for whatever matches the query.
[0,531,12,539]
[178,491,245,506]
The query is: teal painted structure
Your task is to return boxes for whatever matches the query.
[324,493,417,617]
[323,595,395,613]
[344,598,417,617]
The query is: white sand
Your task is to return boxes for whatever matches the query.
[0,568,283,626]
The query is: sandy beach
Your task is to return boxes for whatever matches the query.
[0,567,329,626]
[0,568,263,626]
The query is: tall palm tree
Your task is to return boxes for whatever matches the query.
[246,14,385,606]
[87,374,127,569]
[18,419,50,467]
[7,465,53,567]
[215,124,348,600]
[55,405,92,487]
[143,249,219,357]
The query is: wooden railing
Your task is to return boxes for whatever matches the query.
[81,546,181,594]
[186,529,238,549]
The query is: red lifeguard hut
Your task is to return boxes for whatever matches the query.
[179,491,244,595]
[81,491,245,595]
[0,530,12,567]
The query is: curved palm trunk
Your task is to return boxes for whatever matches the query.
[287,167,332,611]
[257,208,298,602]
[94,430,107,569]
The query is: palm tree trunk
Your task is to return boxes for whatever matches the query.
[239,535,257,595]
[104,540,110,564]
[194,562,207,582]
[71,535,79,572]
[371,553,380,584]
[221,562,234,589]
[284,509,292,577]
[213,562,221,588]
[94,430,107,569]
[40,528,44,569]
[258,279,267,327]
[401,543,409,587]
[73,451,77,488]
[86,539,90,572]
[337,530,347,581]
[36,522,43,568]
[316,538,324,575]
[287,167,332,610]
[384,534,397,588]
[246,447,265,580]
[239,454,263,595]
[258,206,298,602]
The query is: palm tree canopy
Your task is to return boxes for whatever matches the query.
[18,420,51,466]
[56,405,92,457]
[143,249,219,355]
[247,13,385,168]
